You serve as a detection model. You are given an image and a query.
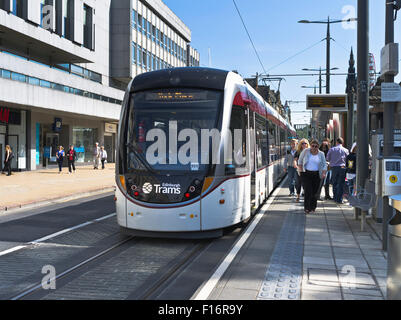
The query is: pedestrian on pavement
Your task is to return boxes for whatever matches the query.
[66,145,77,174]
[56,146,64,174]
[345,142,357,197]
[318,138,333,200]
[2,145,13,176]
[284,139,298,196]
[93,142,100,170]
[298,139,327,214]
[294,138,309,202]
[326,137,349,204]
[100,146,108,170]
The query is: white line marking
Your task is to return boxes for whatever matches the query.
[0,245,27,257]
[192,179,286,300]
[0,213,117,257]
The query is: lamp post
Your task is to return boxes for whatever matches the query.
[298,17,357,93]
[302,67,338,93]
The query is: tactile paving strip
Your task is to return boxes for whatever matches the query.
[257,206,305,300]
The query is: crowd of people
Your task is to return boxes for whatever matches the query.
[2,142,108,176]
[284,137,356,215]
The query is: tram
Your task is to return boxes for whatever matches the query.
[115,67,296,238]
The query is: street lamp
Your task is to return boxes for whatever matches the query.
[302,67,338,93]
[298,17,357,93]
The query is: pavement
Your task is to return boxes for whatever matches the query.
[0,164,116,212]
[206,180,388,300]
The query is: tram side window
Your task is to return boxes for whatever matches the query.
[280,128,286,158]
[225,105,248,176]
[268,120,277,163]
[255,115,268,168]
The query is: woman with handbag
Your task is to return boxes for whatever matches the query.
[298,139,327,214]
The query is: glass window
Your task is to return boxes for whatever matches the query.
[72,127,98,163]
[126,88,223,173]
[71,64,84,76]
[138,45,142,65]
[142,17,146,36]
[1,69,11,79]
[137,14,142,32]
[132,42,136,64]
[28,77,40,86]
[40,79,51,88]
[226,105,248,175]
[132,10,137,29]
[11,72,26,82]
[268,120,277,163]
[256,115,269,167]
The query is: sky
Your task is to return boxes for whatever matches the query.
[162,0,400,125]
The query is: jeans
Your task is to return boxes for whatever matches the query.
[331,166,347,203]
[287,167,296,194]
[68,161,75,173]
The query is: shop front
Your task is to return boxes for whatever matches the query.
[0,107,27,171]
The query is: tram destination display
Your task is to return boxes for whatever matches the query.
[306,94,347,112]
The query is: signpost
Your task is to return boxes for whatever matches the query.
[381,82,401,102]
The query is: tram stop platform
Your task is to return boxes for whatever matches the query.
[0,164,116,213]
[194,178,388,301]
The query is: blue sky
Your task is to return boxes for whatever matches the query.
[163,0,400,124]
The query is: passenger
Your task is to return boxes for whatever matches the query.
[100,146,108,170]
[298,139,327,214]
[318,138,333,200]
[56,146,64,174]
[284,139,298,196]
[326,137,349,204]
[66,145,77,174]
[2,145,13,176]
[345,143,357,197]
[294,138,309,202]
[93,142,100,170]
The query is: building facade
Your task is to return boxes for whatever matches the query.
[0,0,200,170]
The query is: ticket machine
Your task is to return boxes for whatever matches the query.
[382,157,401,197]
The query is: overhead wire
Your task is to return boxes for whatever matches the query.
[232,0,278,90]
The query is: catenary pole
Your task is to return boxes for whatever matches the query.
[356,0,370,231]
[382,0,395,251]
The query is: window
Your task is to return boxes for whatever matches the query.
[142,17,146,36]
[226,105,248,176]
[152,25,156,42]
[11,72,26,83]
[256,115,269,167]
[83,4,94,50]
[28,77,40,86]
[137,14,142,32]
[268,120,277,163]
[12,0,24,18]
[132,42,137,64]
[132,10,137,30]
[138,45,142,66]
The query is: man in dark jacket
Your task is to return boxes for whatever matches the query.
[66,145,77,174]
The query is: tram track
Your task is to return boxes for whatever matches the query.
[10,236,136,300]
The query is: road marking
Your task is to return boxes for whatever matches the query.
[0,245,27,257]
[0,213,117,257]
[192,179,286,300]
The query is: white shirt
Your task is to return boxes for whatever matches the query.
[305,153,320,171]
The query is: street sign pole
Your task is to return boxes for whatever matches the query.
[356,0,370,231]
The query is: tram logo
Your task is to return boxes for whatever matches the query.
[142,183,153,194]
[142,182,181,194]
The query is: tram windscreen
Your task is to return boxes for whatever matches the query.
[125,88,222,174]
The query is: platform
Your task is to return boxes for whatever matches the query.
[194,179,388,300]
